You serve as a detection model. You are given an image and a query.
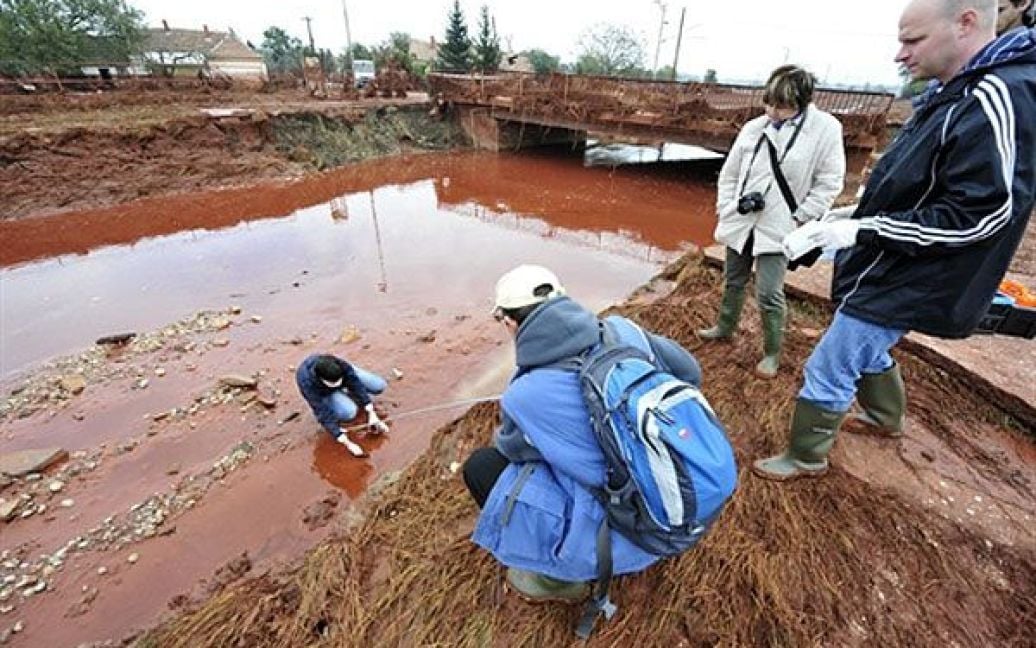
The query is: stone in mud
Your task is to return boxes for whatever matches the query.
[0,500,19,522]
[95,332,136,346]
[220,375,257,389]
[59,375,87,395]
[417,330,437,343]
[339,326,361,344]
[0,448,68,478]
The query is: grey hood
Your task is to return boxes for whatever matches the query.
[514,296,599,369]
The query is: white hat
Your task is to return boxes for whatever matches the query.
[493,265,565,312]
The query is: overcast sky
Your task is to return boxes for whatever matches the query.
[131,0,908,86]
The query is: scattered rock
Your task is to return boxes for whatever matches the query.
[417,330,437,343]
[339,326,362,344]
[165,464,181,476]
[59,375,87,395]
[97,566,107,576]
[391,368,404,381]
[0,448,68,477]
[256,392,277,409]
[95,332,136,346]
[152,411,171,422]
[154,367,166,377]
[0,500,19,523]
[136,378,149,390]
[250,315,263,324]
[920,450,935,462]
[219,375,257,389]
[48,480,64,494]
[279,412,301,425]
[229,306,242,315]
[127,553,139,564]
[212,338,230,348]
[60,499,74,508]
[212,317,232,330]
[448,461,462,474]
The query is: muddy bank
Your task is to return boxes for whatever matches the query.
[0,103,464,221]
[137,254,1036,648]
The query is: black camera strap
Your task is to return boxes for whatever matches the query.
[765,135,798,215]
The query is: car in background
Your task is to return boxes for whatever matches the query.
[352,59,375,88]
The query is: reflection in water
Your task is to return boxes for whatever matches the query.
[311,432,384,500]
[1,150,721,377]
[584,141,724,167]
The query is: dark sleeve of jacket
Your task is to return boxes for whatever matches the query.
[858,81,1017,256]
[297,359,345,438]
[493,412,545,462]
[335,357,372,406]
[647,333,702,388]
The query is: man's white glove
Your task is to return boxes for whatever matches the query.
[336,432,366,457]
[807,219,862,250]
[783,220,825,261]
[365,403,390,435]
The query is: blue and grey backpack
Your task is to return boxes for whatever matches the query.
[568,316,738,638]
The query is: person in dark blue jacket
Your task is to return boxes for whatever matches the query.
[756,0,1036,481]
[462,265,704,602]
[296,354,389,457]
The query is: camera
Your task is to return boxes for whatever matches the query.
[737,192,766,215]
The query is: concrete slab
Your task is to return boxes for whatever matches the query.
[703,245,1036,427]
[0,447,68,477]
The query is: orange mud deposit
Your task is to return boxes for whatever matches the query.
[0,148,721,646]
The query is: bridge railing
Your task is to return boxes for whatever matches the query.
[429,72,894,149]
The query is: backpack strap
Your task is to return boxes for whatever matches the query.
[575,518,618,639]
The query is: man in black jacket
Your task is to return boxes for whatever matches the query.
[755,0,1035,481]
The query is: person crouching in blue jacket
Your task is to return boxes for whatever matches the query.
[463,265,704,602]
[296,354,389,457]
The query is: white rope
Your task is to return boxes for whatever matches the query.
[338,394,502,433]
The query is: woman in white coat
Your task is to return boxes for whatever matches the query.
[698,65,845,378]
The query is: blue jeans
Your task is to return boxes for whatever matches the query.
[799,311,906,412]
[329,366,388,420]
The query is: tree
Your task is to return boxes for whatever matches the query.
[349,42,373,62]
[0,0,144,76]
[436,0,471,73]
[373,32,416,72]
[473,5,501,74]
[574,23,646,77]
[260,26,303,74]
[703,68,718,83]
[524,48,559,75]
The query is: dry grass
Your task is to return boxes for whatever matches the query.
[138,254,1036,648]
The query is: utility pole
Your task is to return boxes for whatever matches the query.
[670,7,686,81]
[341,0,353,64]
[302,16,316,54]
[652,1,667,74]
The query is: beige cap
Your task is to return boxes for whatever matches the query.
[493,265,565,312]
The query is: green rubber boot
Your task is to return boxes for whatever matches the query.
[698,288,746,340]
[506,568,589,604]
[848,363,906,438]
[754,308,784,379]
[752,399,845,481]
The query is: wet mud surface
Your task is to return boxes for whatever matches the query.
[137,258,1036,647]
[0,148,719,646]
